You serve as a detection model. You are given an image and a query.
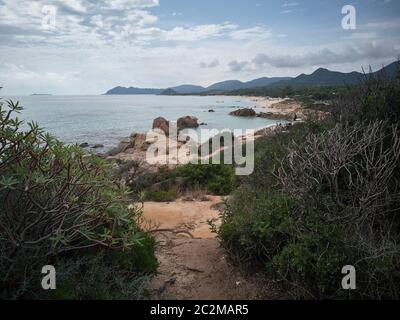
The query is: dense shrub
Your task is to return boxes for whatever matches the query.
[217,72,400,299]
[332,64,400,124]
[0,100,156,299]
[173,163,236,195]
[278,122,399,297]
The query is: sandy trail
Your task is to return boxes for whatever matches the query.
[143,197,281,300]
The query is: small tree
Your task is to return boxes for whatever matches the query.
[0,100,155,298]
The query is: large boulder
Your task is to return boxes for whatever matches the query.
[106,133,149,157]
[152,117,170,136]
[177,116,199,131]
[229,108,256,117]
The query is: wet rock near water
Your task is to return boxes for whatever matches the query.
[177,116,199,131]
[229,108,257,117]
[79,142,105,149]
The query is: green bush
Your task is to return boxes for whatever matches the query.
[0,100,156,299]
[174,163,236,195]
[217,72,400,299]
[218,189,295,264]
[41,241,157,300]
[333,65,400,124]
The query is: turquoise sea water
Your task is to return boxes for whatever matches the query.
[5,95,281,150]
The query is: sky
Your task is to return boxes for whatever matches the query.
[0,0,399,95]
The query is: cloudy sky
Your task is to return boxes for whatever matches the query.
[0,0,399,95]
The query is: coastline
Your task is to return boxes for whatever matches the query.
[102,95,303,168]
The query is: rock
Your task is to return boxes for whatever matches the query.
[229,108,256,117]
[257,112,296,121]
[199,122,207,126]
[106,132,153,157]
[92,144,104,149]
[79,142,89,148]
[208,109,215,113]
[177,116,199,131]
[130,133,148,150]
[153,117,170,136]
[106,138,133,156]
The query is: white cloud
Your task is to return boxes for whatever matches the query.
[282,2,299,7]
[0,62,80,82]
[199,59,220,68]
[228,60,249,72]
[102,0,159,10]
[0,0,398,95]
[162,23,237,41]
[63,0,87,13]
[230,26,271,41]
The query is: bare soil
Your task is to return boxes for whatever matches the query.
[143,197,282,300]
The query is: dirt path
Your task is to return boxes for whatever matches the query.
[143,197,281,300]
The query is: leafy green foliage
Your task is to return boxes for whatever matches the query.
[173,163,236,195]
[332,70,400,124]
[216,72,400,299]
[41,247,156,300]
[0,100,156,299]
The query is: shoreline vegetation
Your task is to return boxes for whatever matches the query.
[1,61,400,299]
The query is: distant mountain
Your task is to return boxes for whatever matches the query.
[105,77,292,95]
[205,80,246,92]
[200,77,292,92]
[277,68,363,87]
[169,85,205,94]
[242,77,292,88]
[105,61,399,95]
[375,61,399,78]
[160,88,179,95]
[270,61,399,87]
[105,86,163,95]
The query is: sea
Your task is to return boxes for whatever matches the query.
[4,95,282,151]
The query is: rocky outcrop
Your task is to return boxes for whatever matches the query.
[177,116,199,131]
[80,142,104,149]
[130,133,149,151]
[257,112,297,122]
[299,109,329,121]
[153,117,170,136]
[229,108,256,117]
[254,124,292,137]
[106,133,149,157]
[106,138,133,156]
